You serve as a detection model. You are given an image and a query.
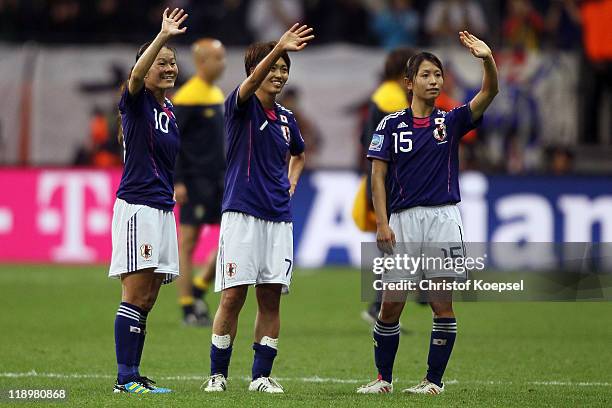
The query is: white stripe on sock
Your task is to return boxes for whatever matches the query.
[116,312,140,322]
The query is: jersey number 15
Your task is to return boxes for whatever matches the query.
[393,131,413,153]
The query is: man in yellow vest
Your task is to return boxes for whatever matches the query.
[173,38,226,326]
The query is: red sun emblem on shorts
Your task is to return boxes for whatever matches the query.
[225,262,237,278]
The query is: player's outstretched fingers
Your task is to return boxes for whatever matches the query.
[295,25,310,35]
[177,12,188,26]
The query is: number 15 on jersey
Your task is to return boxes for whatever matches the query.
[393,131,412,153]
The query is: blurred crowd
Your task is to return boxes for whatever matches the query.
[1,0,610,174]
[0,0,587,51]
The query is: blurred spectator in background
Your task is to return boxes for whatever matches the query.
[46,0,82,41]
[247,0,303,42]
[424,0,488,46]
[579,0,612,145]
[73,106,121,167]
[544,0,582,50]
[502,0,545,51]
[369,0,421,49]
[0,0,18,41]
[305,0,374,44]
[279,87,322,169]
[545,145,574,175]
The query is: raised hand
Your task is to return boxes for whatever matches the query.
[278,24,315,52]
[459,31,492,59]
[161,8,188,38]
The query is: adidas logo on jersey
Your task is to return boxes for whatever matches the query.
[397,122,409,129]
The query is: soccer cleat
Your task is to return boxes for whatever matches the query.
[248,377,284,393]
[138,376,172,393]
[356,376,393,394]
[183,313,211,327]
[360,302,380,325]
[202,374,227,392]
[194,298,210,317]
[113,377,172,394]
[402,379,444,395]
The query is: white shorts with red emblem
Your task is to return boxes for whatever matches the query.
[108,198,179,284]
[215,211,293,293]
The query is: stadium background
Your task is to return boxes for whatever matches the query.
[0,1,611,406]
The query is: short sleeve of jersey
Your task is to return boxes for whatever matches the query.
[288,116,305,156]
[366,120,392,162]
[118,85,146,116]
[225,86,252,120]
[446,104,483,138]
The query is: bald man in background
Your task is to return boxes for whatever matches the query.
[173,39,227,326]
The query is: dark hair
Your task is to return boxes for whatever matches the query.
[244,41,290,77]
[135,41,177,62]
[383,47,415,81]
[405,52,444,81]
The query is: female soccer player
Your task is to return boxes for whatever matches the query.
[108,8,187,394]
[357,31,498,395]
[203,24,313,394]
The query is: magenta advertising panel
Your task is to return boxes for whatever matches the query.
[0,168,219,263]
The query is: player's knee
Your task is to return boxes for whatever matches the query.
[220,289,246,314]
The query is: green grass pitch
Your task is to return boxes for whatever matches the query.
[0,265,611,407]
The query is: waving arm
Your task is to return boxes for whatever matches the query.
[459,31,498,122]
[237,24,314,105]
[128,8,188,95]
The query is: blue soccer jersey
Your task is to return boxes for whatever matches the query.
[116,86,180,211]
[222,86,305,222]
[367,104,482,212]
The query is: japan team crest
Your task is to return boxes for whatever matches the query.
[281,125,291,144]
[433,123,447,142]
[140,244,153,260]
[225,262,237,278]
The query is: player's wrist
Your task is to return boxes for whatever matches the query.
[157,31,171,42]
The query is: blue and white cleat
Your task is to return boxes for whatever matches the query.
[113,377,172,394]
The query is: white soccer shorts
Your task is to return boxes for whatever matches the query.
[383,204,466,282]
[215,211,294,293]
[108,198,179,284]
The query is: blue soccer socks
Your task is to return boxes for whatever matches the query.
[373,320,401,383]
[135,309,148,369]
[210,334,232,378]
[252,336,278,380]
[115,302,143,384]
[426,317,457,387]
